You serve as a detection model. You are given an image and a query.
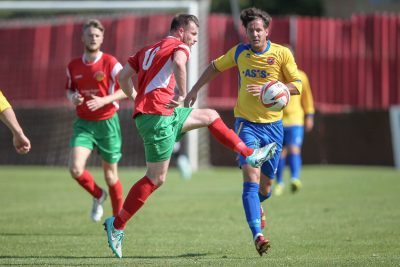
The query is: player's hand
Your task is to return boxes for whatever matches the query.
[184,90,198,107]
[305,116,314,132]
[13,133,31,154]
[71,92,84,106]
[165,95,185,109]
[86,95,106,111]
[246,84,263,97]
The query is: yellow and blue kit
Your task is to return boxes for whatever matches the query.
[277,70,314,184]
[213,41,303,243]
[282,70,315,147]
[212,40,303,178]
[213,40,302,124]
[282,70,315,127]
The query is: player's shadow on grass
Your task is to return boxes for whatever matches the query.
[0,253,208,260]
[0,232,98,237]
[134,253,208,259]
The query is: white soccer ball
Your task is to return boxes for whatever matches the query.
[260,80,290,111]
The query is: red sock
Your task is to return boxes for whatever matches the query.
[108,179,123,216]
[76,170,103,199]
[114,176,158,230]
[208,118,253,157]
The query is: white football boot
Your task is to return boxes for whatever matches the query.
[91,189,107,222]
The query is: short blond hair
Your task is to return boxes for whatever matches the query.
[82,19,105,33]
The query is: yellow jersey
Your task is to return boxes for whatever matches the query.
[0,90,11,113]
[282,70,315,126]
[213,41,302,123]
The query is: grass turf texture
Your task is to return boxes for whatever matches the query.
[0,165,399,266]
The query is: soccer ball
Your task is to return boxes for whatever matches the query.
[260,80,290,111]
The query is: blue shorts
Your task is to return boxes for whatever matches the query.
[234,118,283,178]
[283,125,304,147]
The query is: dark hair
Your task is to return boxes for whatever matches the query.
[170,14,199,31]
[82,19,105,33]
[240,7,271,29]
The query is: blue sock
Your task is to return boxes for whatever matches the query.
[242,182,262,239]
[276,156,286,184]
[258,190,272,203]
[288,153,302,179]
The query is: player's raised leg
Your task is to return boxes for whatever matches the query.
[182,108,277,168]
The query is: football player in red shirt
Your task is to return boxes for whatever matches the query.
[103,14,277,258]
[66,19,126,223]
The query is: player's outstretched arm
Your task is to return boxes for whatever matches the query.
[0,107,31,154]
[184,63,220,107]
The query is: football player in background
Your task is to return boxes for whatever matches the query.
[173,141,192,180]
[274,45,315,196]
[0,90,31,154]
[66,19,127,223]
[185,7,302,256]
[103,13,277,258]
[172,86,192,180]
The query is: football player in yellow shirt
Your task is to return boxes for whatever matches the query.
[0,90,31,154]
[274,67,315,195]
[185,7,302,256]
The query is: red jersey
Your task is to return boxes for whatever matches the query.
[128,36,191,117]
[66,52,123,121]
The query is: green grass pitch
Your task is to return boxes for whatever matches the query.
[0,165,399,266]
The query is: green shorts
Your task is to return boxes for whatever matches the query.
[70,113,122,164]
[135,107,193,162]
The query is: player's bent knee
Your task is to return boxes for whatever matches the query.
[104,175,118,186]
[206,109,220,124]
[146,174,166,187]
[259,186,271,196]
[152,177,166,187]
[69,167,83,179]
